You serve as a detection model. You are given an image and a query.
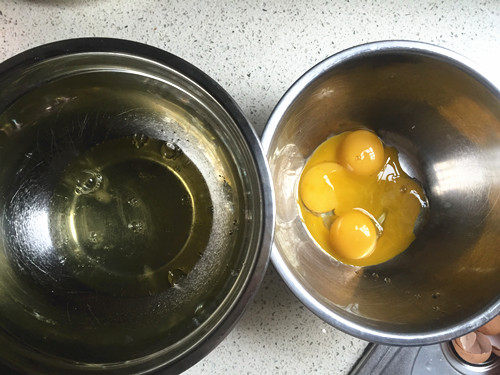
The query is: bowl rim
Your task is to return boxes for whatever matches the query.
[261,40,500,346]
[0,37,275,373]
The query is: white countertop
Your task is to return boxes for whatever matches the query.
[1,1,498,373]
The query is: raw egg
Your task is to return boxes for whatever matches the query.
[299,162,343,213]
[298,129,428,266]
[329,210,377,260]
[339,129,385,176]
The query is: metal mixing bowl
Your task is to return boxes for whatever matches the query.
[262,41,499,345]
[0,39,273,373]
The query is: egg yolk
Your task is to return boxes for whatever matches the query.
[329,210,377,260]
[298,162,344,213]
[339,129,384,176]
[298,130,428,266]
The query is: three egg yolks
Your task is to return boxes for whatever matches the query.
[298,130,428,266]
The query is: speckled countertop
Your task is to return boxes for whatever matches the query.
[1,1,499,373]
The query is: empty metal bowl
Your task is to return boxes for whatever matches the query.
[262,41,499,345]
[0,39,273,373]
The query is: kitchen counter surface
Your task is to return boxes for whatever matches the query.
[0,0,498,373]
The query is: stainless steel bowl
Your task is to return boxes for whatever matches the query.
[0,38,274,373]
[262,41,499,345]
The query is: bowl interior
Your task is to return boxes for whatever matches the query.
[265,46,500,343]
[0,51,264,372]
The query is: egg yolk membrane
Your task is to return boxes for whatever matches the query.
[329,210,378,260]
[298,130,428,266]
[339,129,385,176]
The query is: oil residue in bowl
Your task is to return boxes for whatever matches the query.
[50,135,213,296]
